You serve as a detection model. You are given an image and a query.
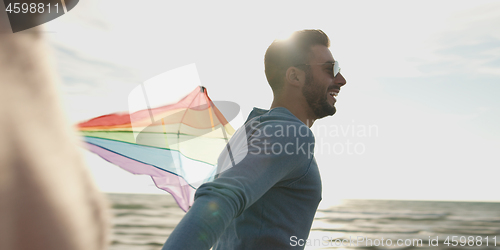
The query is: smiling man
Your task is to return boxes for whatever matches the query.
[162,29,346,250]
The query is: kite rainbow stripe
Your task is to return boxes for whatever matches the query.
[78,86,235,211]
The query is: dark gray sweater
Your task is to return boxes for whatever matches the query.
[162,107,322,250]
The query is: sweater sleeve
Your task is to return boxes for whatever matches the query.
[162,120,315,250]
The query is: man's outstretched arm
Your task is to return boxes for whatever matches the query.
[162,120,314,249]
[161,187,236,249]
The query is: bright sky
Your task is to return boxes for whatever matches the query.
[44,0,500,205]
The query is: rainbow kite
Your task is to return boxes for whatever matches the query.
[78,86,235,211]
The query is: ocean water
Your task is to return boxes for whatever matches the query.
[108,193,500,250]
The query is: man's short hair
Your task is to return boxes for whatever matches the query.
[264,29,330,91]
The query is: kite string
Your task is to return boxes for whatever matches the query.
[174,86,205,204]
[205,88,236,179]
[204,89,215,131]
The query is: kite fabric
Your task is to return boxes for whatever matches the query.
[78,86,236,212]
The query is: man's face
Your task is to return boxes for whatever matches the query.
[301,45,346,119]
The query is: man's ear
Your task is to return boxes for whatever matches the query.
[285,66,305,88]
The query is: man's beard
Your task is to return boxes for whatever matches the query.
[302,72,336,119]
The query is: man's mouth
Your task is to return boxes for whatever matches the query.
[328,88,339,98]
[328,89,340,103]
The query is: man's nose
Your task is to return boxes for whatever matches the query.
[335,73,347,86]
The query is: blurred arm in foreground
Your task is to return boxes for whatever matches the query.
[0,2,109,250]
